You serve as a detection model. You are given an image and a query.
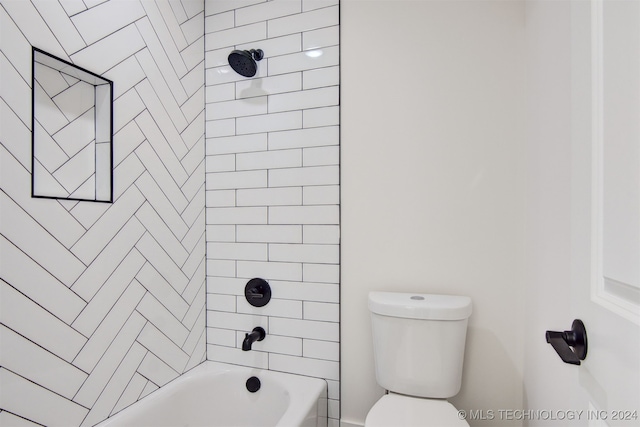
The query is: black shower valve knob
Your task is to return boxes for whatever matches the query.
[244,278,271,307]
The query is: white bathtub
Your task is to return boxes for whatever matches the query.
[95,362,328,427]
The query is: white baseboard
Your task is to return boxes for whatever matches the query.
[340,419,365,427]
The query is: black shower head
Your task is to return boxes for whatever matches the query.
[228,49,264,77]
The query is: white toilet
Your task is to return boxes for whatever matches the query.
[365,291,472,427]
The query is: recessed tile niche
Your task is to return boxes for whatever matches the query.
[32,47,113,203]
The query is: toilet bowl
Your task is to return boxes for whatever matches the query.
[365,291,472,427]
[365,394,468,427]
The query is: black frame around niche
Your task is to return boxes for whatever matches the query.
[31,46,114,203]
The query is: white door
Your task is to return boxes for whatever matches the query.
[525,0,639,424]
[568,0,640,421]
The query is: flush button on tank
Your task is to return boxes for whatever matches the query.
[410,296,425,300]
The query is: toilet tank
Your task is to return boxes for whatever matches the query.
[369,292,472,399]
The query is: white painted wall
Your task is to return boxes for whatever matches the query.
[521,0,579,415]
[340,1,526,425]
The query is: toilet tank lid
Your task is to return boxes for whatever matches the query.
[369,292,472,320]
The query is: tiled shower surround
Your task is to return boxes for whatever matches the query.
[204,0,340,425]
[1,0,339,426]
[1,0,206,425]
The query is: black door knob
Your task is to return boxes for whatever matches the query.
[545,319,588,365]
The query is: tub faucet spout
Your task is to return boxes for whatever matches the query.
[242,327,266,351]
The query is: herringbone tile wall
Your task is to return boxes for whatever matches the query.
[0,1,206,425]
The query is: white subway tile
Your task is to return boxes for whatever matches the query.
[0,283,85,364]
[270,280,339,302]
[328,399,340,420]
[237,332,302,356]
[302,66,338,89]
[303,0,339,12]
[303,185,339,205]
[269,126,338,150]
[103,55,145,100]
[207,327,237,347]
[206,63,268,86]
[136,252,189,307]
[0,192,85,286]
[205,11,234,33]
[71,0,144,46]
[206,119,235,138]
[269,205,339,224]
[303,339,339,361]
[206,48,232,69]
[0,369,88,427]
[113,88,145,134]
[237,187,302,206]
[137,352,179,387]
[207,242,267,261]
[268,6,338,38]
[136,203,188,265]
[206,310,269,331]
[59,0,87,15]
[303,301,339,322]
[207,276,246,295]
[137,294,189,346]
[269,317,338,341]
[207,206,267,224]
[206,154,236,173]
[270,243,338,264]
[303,25,339,50]
[236,0,301,26]
[236,73,302,99]
[236,149,301,171]
[207,133,268,155]
[139,381,159,400]
[237,298,302,319]
[207,344,268,369]
[134,141,188,210]
[135,234,190,295]
[1,236,85,326]
[237,225,302,243]
[205,225,236,242]
[238,34,301,58]
[0,325,87,400]
[269,353,339,381]
[236,260,303,282]
[269,86,338,113]
[74,312,145,408]
[206,82,236,103]
[326,379,340,400]
[206,190,236,207]
[111,373,147,416]
[135,20,188,103]
[206,293,237,312]
[269,165,339,188]
[181,7,204,42]
[303,106,339,128]
[303,225,339,244]
[303,263,339,284]
[269,46,339,75]
[236,111,302,135]
[303,146,339,166]
[206,0,265,16]
[207,96,267,120]
[205,22,267,51]
[72,250,145,337]
[71,22,146,74]
[207,260,237,277]
[206,170,267,190]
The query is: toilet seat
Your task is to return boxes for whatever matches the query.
[365,393,469,427]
